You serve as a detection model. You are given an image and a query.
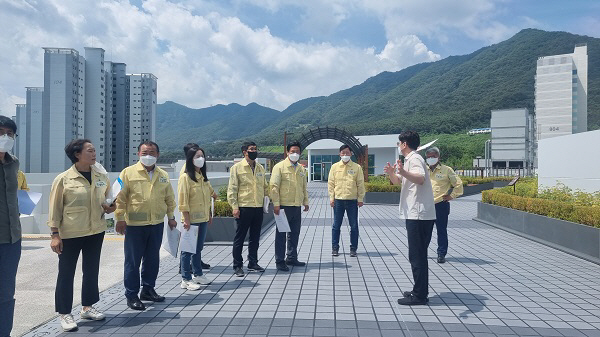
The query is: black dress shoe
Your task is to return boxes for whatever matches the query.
[140,288,165,302]
[402,291,429,303]
[397,294,428,306]
[437,255,446,263]
[127,296,146,311]
[201,261,211,269]
[276,262,290,272]
[247,264,265,272]
[285,260,306,266]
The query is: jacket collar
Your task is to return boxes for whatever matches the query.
[65,164,103,180]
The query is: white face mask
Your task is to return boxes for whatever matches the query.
[0,135,15,153]
[140,155,157,167]
[398,146,403,155]
[426,157,439,166]
[193,157,205,168]
[341,155,351,163]
[289,153,300,162]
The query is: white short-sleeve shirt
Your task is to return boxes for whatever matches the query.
[398,151,436,220]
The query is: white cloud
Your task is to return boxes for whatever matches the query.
[0,0,440,113]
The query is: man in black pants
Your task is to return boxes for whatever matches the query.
[0,116,22,337]
[227,141,269,277]
[269,142,309,271]
[384,131,436,305]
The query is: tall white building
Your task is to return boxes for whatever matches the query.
[126,73,157,166]
[42,48,85,172]
[15,47,157,173]
[84,47,108,166]
[535,44,588,140]
[14,104,27,168]
[490,108,535,173]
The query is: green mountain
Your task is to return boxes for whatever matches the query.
[156,29,599,159]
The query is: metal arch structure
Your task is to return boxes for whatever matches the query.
[295,127,365,158]
[292,127,369,182]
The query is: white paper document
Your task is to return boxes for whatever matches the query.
[17,190,43,215]
[180,226,199,254]
[106,177,124,204]
[274,209,291,232]
[263,196,270,213]
[162,225,180,258]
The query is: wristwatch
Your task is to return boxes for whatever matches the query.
[51,231,59,237]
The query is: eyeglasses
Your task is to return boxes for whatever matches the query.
[0,130,16,138]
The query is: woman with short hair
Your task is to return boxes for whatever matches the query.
[48,139,115,331]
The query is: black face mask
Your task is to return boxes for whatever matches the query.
[247,151,258,160]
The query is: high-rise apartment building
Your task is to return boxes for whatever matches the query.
[535,44,587,140]
[126,73,157,166]
[42,48,85,172]
[14,104,27,168]
[15,47,157,173]
[84,47,108,166]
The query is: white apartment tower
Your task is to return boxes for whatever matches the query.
[535,44,588,140]
[126,73,157,166]
[14,104,27,169]
[84,47,108,166]
[16,47,157,172]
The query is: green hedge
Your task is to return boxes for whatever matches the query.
[482,180,600,228]
[365,183,401,192]
[214,200,233,217]
[460,176,514,186]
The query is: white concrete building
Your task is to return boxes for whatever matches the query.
[42,48,85,172]
[535,44,587,140]
[25,88,44,172]
[14,104,27,168]
[490,108,535,172]
[305,134,399,181]
[126,73,157,166]
[84,47,108,166]
[106,62,128,171]
[538,129,600,193]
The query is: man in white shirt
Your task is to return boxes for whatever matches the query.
[384,131,436,305]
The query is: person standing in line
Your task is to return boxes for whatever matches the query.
[384,131,436,306]
[181,143,212,270]
[328,144,365,257]
[0,116,22,337]
[425,147,463,263]
[178,146,214,290]
[48,139,115,331]
[115,141,176,311]
[17,170,28,191]
[269,141,309,272]
[227,141,268,277]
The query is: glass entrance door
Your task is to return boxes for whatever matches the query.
[322,162,332,182]
[313,163,322,181]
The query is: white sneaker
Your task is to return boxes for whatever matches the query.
[60,314,78,331]
[192,275,212,285]
[80,307,105,321]
[181,279,202,290]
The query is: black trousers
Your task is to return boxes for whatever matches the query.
[124,223,163,298]
[274,206,302,263]
[55,232,105,314]
[405,219,434,300]
[232,207,263,269]
[0,239,21,337]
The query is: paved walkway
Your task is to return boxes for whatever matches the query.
[22,183,600,337]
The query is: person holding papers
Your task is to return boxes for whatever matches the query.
[269,142,309,272]
[115,141,176,311]
[328,144,365,257]
[0,116,22,337]
[47,139,115,331]
[227,141,269,277]
[181,143,214,270]
[178,146,214,290]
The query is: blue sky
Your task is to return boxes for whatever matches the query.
[0,0,598,115]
